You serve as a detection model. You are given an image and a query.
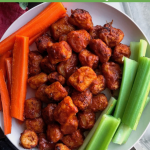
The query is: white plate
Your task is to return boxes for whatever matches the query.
[0,2,150,150]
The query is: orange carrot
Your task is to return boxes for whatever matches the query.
[0,51,12,79]
[0,2,66,56]
[0,69,11,135]
[5,58,12,98]
[11,35,29,121]
[29,28,48,45]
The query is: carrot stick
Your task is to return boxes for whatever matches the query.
[0,51,12,79]
[11,35,29,121]
[0,69,11,135]
[0,2,66,56]
[29,28,48,45]
[5,58,12,98]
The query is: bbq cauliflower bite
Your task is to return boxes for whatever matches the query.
[89,25,103,39]
[50,16,75,41]
[35,84,51,103]
[48,72,65,85]
[99,22,124,47]
[89,75,106,95]
[28,73,48,90]
[24,98,41,119]
[57,53,78,79]
[40,56,56,74]
[89,93,108,112]
[59,34,68,42]
[102,62,122,90]
[47,123,63,143]
[47,41,72,64]
[45,81,68,101]
[68,9,93,30]
[71,89,92,111]
[61,130,84,149]
[25,118,45,133]
[60,115,78,135]
[89,39,112,63]
[54,96,78,124]
[68,66,97,92]
[67,30,91,53]
[39,133,55,150]
[42,103,57,124]
[78,109,96,130]
[112,43,131,64]
[28,51,43,77]
[55,143,71,150]
[79,49,99,69]
[20,130,38,149]
[35,33,53,54]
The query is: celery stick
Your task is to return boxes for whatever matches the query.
[114,57,138,119]
[86,115,121,150]
[79,97,117,150]
[130,42,139,61]
[138,39,147,61]
[112,123,132,145]
[112,96,150,145]
[130,40,147,62]
[146,44,150,58]
[122,57,150,130]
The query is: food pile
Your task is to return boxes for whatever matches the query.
[20,6,131,150]
[1,2,149,150]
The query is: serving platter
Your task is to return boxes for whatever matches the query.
[0,2,150,150]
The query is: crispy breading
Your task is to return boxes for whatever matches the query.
[79,49,99,69]
[28,51,43,77]
[112,43,131,64]
[42,103,57,124]
[89,39,112,63]
[24,98,41,119]
[45,81,68,101]
[25,118,45,133]
[60,115,78,135]
[89,75,106,95]
[20,130,38,149]
[28,73,48,90]
[67,30,91,53]
[51,16,75,41]
[68,66,97,92]
[71,89,92,111]
[102,62,122,90]
[54,96,78,124]
[40,56,56,74]
[47,123,63,143]
[47,41,72,64]
[89,93,108,112]
[68,9,93,30]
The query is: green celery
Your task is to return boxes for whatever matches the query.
[122,57,150,130]
[79,97,117,150]
[112,96,150,145]
[130,42,139,61]
[86,115,121,150]
[138,39,147,61]
[114,57,138,119]
[130,40,147,62]
[146,44,150,58]
[112,123,132,145]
